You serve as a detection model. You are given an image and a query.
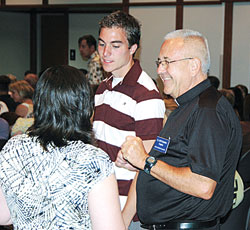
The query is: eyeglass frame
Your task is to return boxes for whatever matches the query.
[155,57,193,68]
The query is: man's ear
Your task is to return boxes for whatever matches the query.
[90,45,96,53]
[129,44,138,55]
[190,57,201,76]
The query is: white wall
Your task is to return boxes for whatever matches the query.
[183,5,224,88]
[0,12,30,79]
[231,2,250,89]
[130,6,176,81]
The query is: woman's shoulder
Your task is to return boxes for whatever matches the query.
[71,142,111,163]
[3,134,33,147]
[67,142,113,172]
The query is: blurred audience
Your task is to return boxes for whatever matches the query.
[163,94,178,123]
[229,86,244,120]
[243,93,250,121]
[0,75,18,112]
[236,84,248,99]
[6,74,17,83]
[0,118,9,150]
[219,88,235,107]
[24,70,39,89]
[8,80,34,118]
[0,112,20,130]
[11,117,34,137]
[208,75,220,89]
[0,101,8,115]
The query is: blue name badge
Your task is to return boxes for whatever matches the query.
[153,136,170,154]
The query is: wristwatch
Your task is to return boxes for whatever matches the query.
[144,156,157,174]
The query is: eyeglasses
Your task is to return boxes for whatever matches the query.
[156,57,193,68]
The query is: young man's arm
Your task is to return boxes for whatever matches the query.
[119,139,155,229]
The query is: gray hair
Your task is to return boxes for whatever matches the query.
[164,29,210,74]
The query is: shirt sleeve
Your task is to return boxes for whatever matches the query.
[86,148,114,192]
[187,107,230,181]
[134,96,165,141]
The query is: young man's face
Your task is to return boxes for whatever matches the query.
[98,27,137,78]
[79,39,92,60]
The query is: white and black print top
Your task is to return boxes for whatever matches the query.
[0,134,114,230]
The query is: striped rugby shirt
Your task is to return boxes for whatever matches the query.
[93,60,165,208]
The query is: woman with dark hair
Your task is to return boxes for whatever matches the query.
[0,65,125,230]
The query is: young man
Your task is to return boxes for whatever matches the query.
[93,11,165,229]
[78,34,105,86]
[119,29,242,230]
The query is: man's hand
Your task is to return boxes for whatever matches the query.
[120,136,149,170]
[115,151,139,171]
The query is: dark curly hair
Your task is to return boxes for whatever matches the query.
[28,65,94,150]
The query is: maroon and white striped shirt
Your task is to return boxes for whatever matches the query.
[93,60,165,207]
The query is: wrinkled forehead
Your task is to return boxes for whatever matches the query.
[159,37,185,59]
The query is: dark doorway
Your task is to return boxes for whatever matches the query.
[41,14,68,72]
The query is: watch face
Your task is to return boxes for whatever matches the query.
[147,156,156,164]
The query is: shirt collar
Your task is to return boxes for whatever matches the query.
[105,59,142,88]
[175,78,211,106]
[89,51,98,61]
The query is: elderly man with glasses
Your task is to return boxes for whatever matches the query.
[116,29,242,230]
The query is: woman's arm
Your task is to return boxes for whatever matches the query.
[88,173,125,230]
[15,104,28,118]
[0,187,12,225]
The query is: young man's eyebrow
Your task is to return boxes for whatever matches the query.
[111,41,123,44]
[98,38,105,43]
[98,38,123,44]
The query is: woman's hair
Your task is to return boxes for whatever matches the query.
[9,80,34,99]
[28,65,94,150]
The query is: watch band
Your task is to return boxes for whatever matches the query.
[144,156,157,174]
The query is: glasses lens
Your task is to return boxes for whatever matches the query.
[156,60,168,68]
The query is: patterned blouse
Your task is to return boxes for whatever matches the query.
[87,51,106,85]
[0,134,114,229]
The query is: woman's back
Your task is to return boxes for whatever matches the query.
[0,134,114,229]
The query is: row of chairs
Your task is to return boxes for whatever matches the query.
[221,149,250,230]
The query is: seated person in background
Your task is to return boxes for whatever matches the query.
[0,112,20,131]
[243,93,250,121]
[0,75,18,112]
[163,94,178,121]
[219,88,235,107]
[236,84,248,100]
[24,70,39,89]
[208,75,220,89]
[220,88,250,188]
[6,74,17,83]
[0,118,9,150]
[229,86,244,120]
[11,117,34,136]
[238,120,250,188]
[8,80,34,118]
[0,101,8,114]
[0,65,125,230]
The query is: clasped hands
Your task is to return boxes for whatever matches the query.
[115,136,149,171]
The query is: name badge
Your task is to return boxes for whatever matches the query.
[153,136,170,154]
